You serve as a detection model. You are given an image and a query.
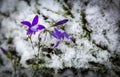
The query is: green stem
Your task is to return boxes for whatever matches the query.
[28,35,37,77]
[14,58,17,77]
[28,35,34,50]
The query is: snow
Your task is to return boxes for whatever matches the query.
[0,0,18,14]
[0,0,120,70]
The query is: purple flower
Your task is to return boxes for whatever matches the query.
[55,19,68,26]
[21,15,45,35]
[51,28,72,47]
[51,28,64,40]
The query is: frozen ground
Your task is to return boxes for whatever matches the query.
[0,0,120,77]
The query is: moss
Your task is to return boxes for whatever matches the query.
[60,25,65,30]
[0,23,1,29]
[65,42,70,45]
[0,56,4,66]
[19,73,27,77]
[80,11,92,40]
[7,37,13,44]
[42,14,48,20]
[62,3,74,18]
[41,72,54,77]
[32,67,54,77]
[65,11,74,18]
[88,61,105,68]
[41,47,62,56]
[58,67,116,77]
[54,48,62,55]
[8,46,17,56]
[110,54,120,66]
[0,12,10,17]
[46,54,51,58]
[38,59,46,64]
[92,40,108,51]
[58,67,78,75]
[24,0,30,6]
[64,0,68,3]
[2,70,12,76]
[26,58,45,65]
[2,70,12,75]
[41,47,54,54]
[40,67,54,73]
[71,37,76,43]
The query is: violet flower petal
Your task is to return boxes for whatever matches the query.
[63,32,72,40]
[37,25,45,30]
[54,28,61,34]
[27,29,33,35]
[0,47,7,54]
[61,32,65,39]
[51,31,58,39]
[32,15,39,26]
[54,28,62,39]
[54,41,60,47]
[55,19,68,26]
[21,21,31,27]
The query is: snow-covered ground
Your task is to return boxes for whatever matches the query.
[0,0,120,77]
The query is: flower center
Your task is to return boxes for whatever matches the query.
[30,25,38,31]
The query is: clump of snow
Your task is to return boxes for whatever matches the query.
[0,0,18,14]
[85,0,120,53]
